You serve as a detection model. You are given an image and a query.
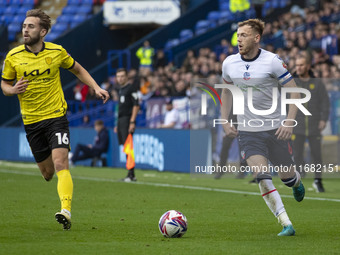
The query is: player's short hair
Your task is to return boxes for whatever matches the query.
[116,68,128,75]
[94,120,104,126]
[238,19,265,36]
[26,9,51,33]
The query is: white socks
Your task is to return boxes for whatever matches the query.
[259,179,291,226]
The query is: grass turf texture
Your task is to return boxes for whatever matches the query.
[0,161,340,255]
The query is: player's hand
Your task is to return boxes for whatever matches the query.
[129,123,135,133]
[95,88,110,104]
[275,124,293,140]
[13,77,29,94]
[223,123,238,138]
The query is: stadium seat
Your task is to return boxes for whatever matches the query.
[164,38,180,49]
[78,4,92,14]
[4,6,19,15]
[219,2,229,11]
[51,23,68,33]
[179,29,193,43]
[10,0,23,5]
[0,14,14,25]
[245,8,256,19]
[17,6,30,15]
[0,0,8,5]
[218,11,233,25]
[45,32,59,42]
[67,0,79,5]
[63,5,78,14]
[195,20,211,36]
[12,14,25,24]
[80,0,93,4]
[70,14,87,27]
[207,11,220,23]
[57,14,73,24]
[8,22,21,32]
[22,0,34,5]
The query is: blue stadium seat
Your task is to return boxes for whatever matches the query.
[280,0,288,8]
[57,14,73,24]
[68,0,79,5]
[207,11,220,23]
[272,0,280,9]
[45,32,59,42]
[51,22,68,33]
[0,0,8,5]
[80,0,93,4]
[63,5,78,14]
[22,0,34,5]
[78,4,92,14]
[8,31,18,41]
[12,14,25,24]
[0,14,14,25]
[10,0,23,5]
[195,20,211,36]
[71,14,87,27]
[218,10,233,25]
[8,22,21,33]
[164,38,180,49]
[17,6,30,15]
[4,6,19,15]
[219,2,229,11]
[179,29,193,43]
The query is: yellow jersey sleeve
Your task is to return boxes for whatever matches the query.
[2,55,16,81]
[60,47,75,70]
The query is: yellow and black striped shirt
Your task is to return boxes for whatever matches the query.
[1,42,75,125]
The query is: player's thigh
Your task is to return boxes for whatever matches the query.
[24,121,52,164]
[246,154,269,173]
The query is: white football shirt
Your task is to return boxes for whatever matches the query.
[221,49,292,132]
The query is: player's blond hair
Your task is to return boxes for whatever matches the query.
[26,9,51,33]
[238,19,265,36]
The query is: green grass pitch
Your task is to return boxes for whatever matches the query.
[0,161,340,255]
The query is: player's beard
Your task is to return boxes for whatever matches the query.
[24,34,41,47]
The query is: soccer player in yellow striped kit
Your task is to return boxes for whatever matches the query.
[1,9,110,230]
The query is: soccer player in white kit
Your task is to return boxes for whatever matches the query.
[221,19,305,236]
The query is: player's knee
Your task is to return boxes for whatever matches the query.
[256,172,272,183]
[53,157,68,171]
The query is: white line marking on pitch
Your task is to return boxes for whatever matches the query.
[1,168,340,203]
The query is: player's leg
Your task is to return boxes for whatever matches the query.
[308,135,325,192]
[268,131,304,201]
[239,131,295,236]
[24,120,55,181]
[247,155,295,236]
[47,116,73,230]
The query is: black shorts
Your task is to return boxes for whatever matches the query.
[238,129,295,167]
[117,116,130,145]
[24,115,71,163]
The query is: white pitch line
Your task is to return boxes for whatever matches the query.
[1,168,340,203]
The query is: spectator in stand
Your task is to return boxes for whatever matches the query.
[136,40,155,76]
[173,80,187,97]
[70,120,109,165]
[86,88,98,101]
[154,49,167,69]
[73,79,88,102]
[159,98,181,129]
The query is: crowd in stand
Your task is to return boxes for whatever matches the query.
[74,0,340,105]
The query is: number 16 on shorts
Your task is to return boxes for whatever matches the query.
[55,132,69,145]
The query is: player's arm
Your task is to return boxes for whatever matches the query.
[275,78,300,140]
[129,105,140,133]
[221,84,237,138]
[69,61,109,103]
[1,77,29,96]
